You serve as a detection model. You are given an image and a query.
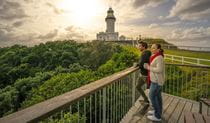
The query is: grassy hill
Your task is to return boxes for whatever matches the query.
[165,49,210,60]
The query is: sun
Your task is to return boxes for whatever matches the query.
[57,0,105,27]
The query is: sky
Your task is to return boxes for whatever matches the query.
[0,0,210,47]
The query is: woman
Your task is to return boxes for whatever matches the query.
[144,44,165,121]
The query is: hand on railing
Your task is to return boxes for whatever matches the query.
[133,62,138,67]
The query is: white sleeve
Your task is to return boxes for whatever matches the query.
[149,56,164,73]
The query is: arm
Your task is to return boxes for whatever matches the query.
[148,56,164,73]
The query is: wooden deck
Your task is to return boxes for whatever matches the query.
[120,90,210,123]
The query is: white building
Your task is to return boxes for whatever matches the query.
[97,8,119,41]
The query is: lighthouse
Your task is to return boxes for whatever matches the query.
[106,8,116,33]
[97,7,119,41]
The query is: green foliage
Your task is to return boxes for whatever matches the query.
[97,45,139,77]
[142,38,171,45]
[21,70,97,108]
[42,113,86,123]
[78,41,120,70]
[0,40,139,119]
[163,65,210,100]
[0,71,55,117]
[0,86,19,117]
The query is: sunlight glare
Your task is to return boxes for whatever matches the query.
[58,0,105,27]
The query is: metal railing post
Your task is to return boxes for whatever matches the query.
[132,72,136,105]
[102,88,106,123]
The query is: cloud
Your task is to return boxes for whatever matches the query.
[168,27,210,42]
[0,28,37,47]
[162,21,181,26]
[169,0,210,20]
[23,0,34,3]
[0,23,13,32]
[0,28,59,47]
[158,16,165,20]
[0,29,14,42]
[63,26,88,40]
[13,21,24,27]
[45,2,64,14]
[0,1,28,21]
[65,26,75,32]
[148,23,159,28]
[133,0,166,9]
[37,29,58,40]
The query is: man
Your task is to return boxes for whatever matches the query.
[136,41,151,103]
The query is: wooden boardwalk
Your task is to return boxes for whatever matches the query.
[120,90,210,123]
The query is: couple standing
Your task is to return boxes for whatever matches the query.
[136,41,165,122]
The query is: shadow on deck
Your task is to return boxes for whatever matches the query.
[120,90,207,123]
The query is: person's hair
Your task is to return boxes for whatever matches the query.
[155,43,164,55]
[139,41,148,49]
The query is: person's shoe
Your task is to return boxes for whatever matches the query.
[147,110,154,115]
[147,115,161,121]
[139,99,149,104]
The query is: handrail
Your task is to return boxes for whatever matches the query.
[0,67,139,123]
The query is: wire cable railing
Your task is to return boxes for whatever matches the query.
[163,63,210,101]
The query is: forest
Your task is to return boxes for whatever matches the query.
[0,40,139,117]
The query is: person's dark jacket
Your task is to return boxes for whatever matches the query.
[138,50,151,76]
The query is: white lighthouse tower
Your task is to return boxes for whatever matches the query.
[97,8,119,41]
[106,8,116,33]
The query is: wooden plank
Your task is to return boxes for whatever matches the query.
[193,113,205,123]
[127,93,202,123]
[120,96,144,123]
[178,101,193,123]
[163,95,174,113]
[203,114,210,123]
[168,99,186,123]
[200,98,210,106]
[139,93,170,123]
[163,98,179,121]
[208,107,210,116]
[121,89,152,123]
[191,102,199,113]
[201,103,208,115]
[184,112,195,123]
[121,90,167,123]
[163,93,198,104]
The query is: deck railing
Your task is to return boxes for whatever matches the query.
[163,63,210,101]
[0,64,209,123]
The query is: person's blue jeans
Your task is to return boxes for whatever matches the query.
[149,82,162,119]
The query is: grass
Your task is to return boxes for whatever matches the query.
[121,45,210,65]
[165,49,210,60]
[164,49,210,66]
